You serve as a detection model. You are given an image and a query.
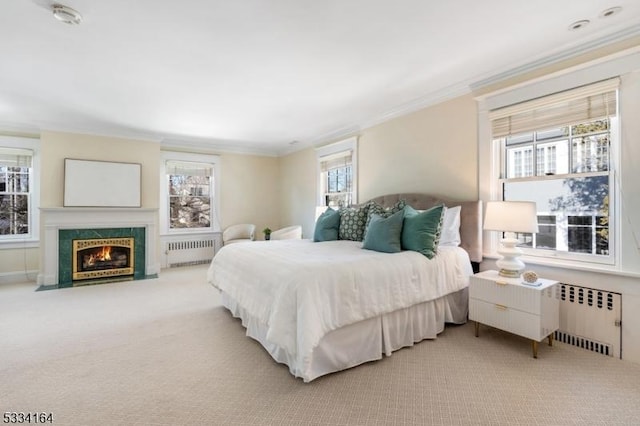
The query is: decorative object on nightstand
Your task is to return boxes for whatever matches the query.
[522,270,539,285]
[483,201,539,278]
[469,270,559,358]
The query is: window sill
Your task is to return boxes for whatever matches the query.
[0,239,39,250]
[482,253,640,279]
[160,230,221,237]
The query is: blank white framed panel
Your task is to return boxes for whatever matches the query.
[64,159,142,207]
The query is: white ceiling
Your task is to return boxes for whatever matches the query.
[1,1,639,155]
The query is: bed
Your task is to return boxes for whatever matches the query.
[207,194,482,382]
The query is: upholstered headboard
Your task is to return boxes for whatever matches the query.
[367,193,483,264]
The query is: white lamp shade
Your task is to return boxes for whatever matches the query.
[484,201,539,234]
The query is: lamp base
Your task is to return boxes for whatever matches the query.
[498,268,522,278]
[496,237,525,278]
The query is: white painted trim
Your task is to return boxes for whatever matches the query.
[478,51,640,110]
[315,137,358,158]
[0,270,38,285]
[43,126,162,144]
[472,26,640,91]
[162,139,280,158]
[0,240,38,249]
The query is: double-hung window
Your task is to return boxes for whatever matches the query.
[316,137,357,208]
[490,79,618,264]
[160,152,220,234]
[0,142,38,242]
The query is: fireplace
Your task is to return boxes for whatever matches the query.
[56,226,147,287]
[39,207,159,287]
[73,237,135,281]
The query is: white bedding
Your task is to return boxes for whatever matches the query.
[207,239,472,376]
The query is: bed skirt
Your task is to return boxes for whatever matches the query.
[220,287,468,382]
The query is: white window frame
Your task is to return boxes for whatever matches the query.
[315,137,358,208]
[495,115,617,265]
[0,136,40,248]
[476,51,640,270]
[159,151,221,235]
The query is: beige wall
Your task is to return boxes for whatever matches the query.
[279,94,479,238]
[40,131,160,208]
[219,153,280,240]
[0,248,38,281]
[359,94,478,202]
[278,148,317,239]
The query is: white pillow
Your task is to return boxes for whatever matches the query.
[439,206,461,247]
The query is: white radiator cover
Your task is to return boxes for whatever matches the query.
[161,233,222,268]
[555,283,622,358]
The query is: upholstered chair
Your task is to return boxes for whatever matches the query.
[270,225,302,240]
[223,224,256,245]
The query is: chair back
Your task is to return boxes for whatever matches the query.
[223,224,256,245]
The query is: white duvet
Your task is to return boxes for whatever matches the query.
[207,239,472,372]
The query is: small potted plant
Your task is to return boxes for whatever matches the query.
[263,227,272,241]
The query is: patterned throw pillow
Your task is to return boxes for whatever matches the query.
[365,200,407,235]
[338,203,371,241]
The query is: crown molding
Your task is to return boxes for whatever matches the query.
[0,122,42,139]
[470,23,640,91]
[161,137,280,157]
[304,24,640,150]
[361,82,473,131]
[39,124,162,143]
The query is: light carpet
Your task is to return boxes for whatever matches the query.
[2,265,639,425]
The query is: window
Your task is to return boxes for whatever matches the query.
[0,141,39,243]
[160,152,220,234]
[322,155,353,208]
[490,79,618,263]
[316,137,357,208]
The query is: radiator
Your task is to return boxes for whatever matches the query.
[554,283,622,358]
[164,236,219,268]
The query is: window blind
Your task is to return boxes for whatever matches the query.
[0,147,33,168]
[166,160,212,177]
[319,150,352,172]
[490,78,619,137]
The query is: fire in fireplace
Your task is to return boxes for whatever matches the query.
[72,238,134,281]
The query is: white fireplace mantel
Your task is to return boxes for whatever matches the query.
[39,207,160,285]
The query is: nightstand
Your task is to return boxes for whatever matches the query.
[469,270,560,358]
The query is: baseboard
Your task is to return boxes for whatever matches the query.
[0,270,38,285]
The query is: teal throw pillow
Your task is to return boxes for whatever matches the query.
[362,210,404,253]
[401,204,445,259]
[313,208,340,242]
[339,203,371,241]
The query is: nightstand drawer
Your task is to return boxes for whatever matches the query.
[469,299,550,342]
[470,275,545,315]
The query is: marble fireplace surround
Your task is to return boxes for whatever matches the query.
[39,208,159,286]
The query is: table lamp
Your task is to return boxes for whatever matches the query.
[484,201,539,278]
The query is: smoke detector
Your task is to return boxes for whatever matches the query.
[52,4,82,25]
